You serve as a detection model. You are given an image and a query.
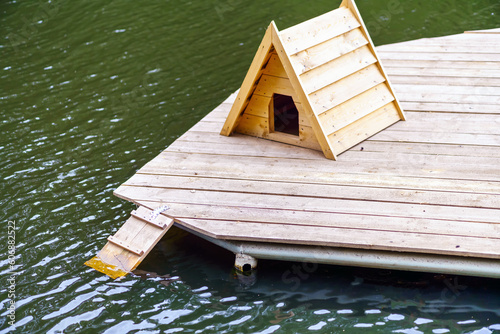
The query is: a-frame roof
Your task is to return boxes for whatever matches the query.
[221,0,405,160]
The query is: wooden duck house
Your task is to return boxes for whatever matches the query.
[86,23,500,279]
[221,0,405,160]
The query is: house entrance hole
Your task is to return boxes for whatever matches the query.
[272,94,299,136]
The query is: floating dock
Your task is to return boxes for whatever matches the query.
[89,27,500,279]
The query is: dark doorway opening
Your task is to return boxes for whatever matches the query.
[273,94,299,136]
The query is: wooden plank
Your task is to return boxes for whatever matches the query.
[319,83,395,134]
[400,102,500,114]
[190,118,500,153]
[178,218,500,259]
[389,112,500,135]
[393,84,500,97]
[145,142,500,183]
[378,51,500,62]
[171,135,500,164]
[353,140,500,158]
[442,33,500,41]
[465,29,500,35]
[300,45,377,94]
[299,125,322,150]
[140,150,500,190]
[253,75,295,97]
[378,35,500,48]
[172,132,325,159]
[290,28,368,75]
[125,174,500,209]
[137,201,500,238]
[220,25,273,136]
[262,53,287,78]
[176,130,500,158]
[243,95,271,118]
[295,102,311,127]
[397,92,500,105]
[107,236,144,256]
[389,75,500,88]
[465,28,500,34]
[381,33,500,45]
[130,210,170,229]
[132,202,498,255]
[266,128,321,151]
[381,59,500,70]
[309,64,386,114]
[235,114,268,137]
[384,67,500,79]
[115,186,500,225]
[280,7,360,54]
[328,102,402,155]
[168,137,500,173]
[86,206,174,278]
[372,130,500,147]
[377,44,500,54]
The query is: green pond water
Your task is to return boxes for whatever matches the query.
[1,0,500,333]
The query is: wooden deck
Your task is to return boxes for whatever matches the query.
[114,29,500,272]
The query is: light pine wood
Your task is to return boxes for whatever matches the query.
[389,75,500,87]
[97,11,500,274]
[401,102,500,114]
[340,0,406,121]
[220,24,273,136]
[309,64,386,114]
[384,67,500,79]
[143,149,500,186]
[465,28,500,34]
[235,114,268,137]
[328,102,402,155]
[262,53,288,77]
[378,51,500,62]
[392,83,499,96]
[242,95,271,118]
[124,175,500,210]
[85,206,174,278]
[295,102,311,127]
[171,134,500,161]
[220,0,406,160]
[253,75,295,97]
[377,43,500,54]
[114,186,500,225]
[290,28,369,75]
[299,45,377,94]
[396,92,500,105]
[318,83,395,134]
[280,7,360,54]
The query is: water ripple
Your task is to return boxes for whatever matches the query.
[1,0,499,333]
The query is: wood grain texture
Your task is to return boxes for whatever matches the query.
[89,206,174,278]
[109,19,500,264]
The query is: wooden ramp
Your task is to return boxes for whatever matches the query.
[89,28,500,279]
[85,206,173,278]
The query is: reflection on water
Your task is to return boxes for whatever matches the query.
[1,0,499,333]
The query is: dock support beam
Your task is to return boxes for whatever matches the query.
[177,226,500,279]
[234,253,258,272]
